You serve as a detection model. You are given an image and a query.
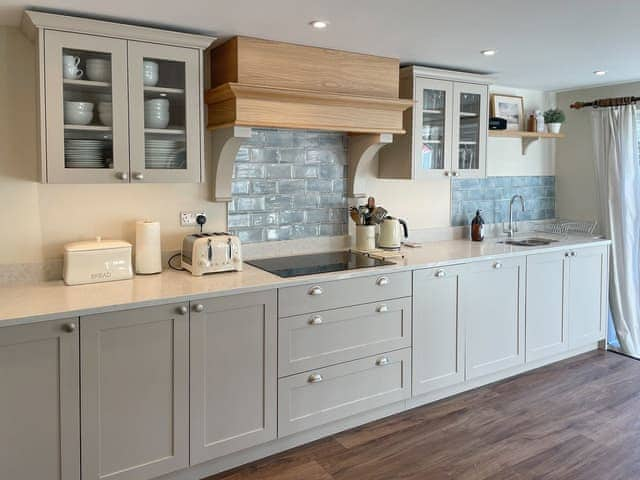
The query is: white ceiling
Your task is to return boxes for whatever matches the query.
[4,0,640,91]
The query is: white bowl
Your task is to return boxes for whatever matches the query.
[145,98,169,108]
[86,60,111,82]
[145,117,169,129]
[97,102,112,112]
[64,101,94,112]
[99,112,113,126]
[65,109,93,125]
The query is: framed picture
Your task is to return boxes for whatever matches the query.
[490,94,525,131]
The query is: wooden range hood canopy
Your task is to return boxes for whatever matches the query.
[206,37,412,201]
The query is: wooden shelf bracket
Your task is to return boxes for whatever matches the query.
[348,133,393,198]
[210,126,253,202]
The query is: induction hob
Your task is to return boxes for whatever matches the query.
[245,251,394,278]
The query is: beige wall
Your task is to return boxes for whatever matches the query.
[0,25,556,266]
[0,27,226,265]
[556,81,640,224]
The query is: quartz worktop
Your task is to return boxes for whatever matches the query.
[0,235,610,326]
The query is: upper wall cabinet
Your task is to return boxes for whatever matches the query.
[379,66,491,180]
[22,11,214,184]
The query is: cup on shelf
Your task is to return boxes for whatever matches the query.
[98,102,112,126]
[64,101,94,125]
[63,55,83,79]
[143,60,159,86]
[86,58,111,82]
[144,98,170,129]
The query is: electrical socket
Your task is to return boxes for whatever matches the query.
[180,211,206,227]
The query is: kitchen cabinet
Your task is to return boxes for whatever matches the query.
[378,66,489,180]
[23,10,213,184]
[0,318,80,480]
[462,257,525,379]
[526,251,568,361]
[566,246,608,348]
[190,290,277,464]
[80,302,189,480]
[412,265,465,396]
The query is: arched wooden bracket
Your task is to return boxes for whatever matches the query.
[210,126,253,202]
[348,133,393,198]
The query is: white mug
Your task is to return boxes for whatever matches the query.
[62,55,83,79]
[63,55,80,66]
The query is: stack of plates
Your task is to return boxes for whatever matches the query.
[145,139,186,169]
[65,139,107,168]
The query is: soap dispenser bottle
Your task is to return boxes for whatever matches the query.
[471,209,485,242]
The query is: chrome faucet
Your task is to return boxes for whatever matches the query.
[504,195,525,237]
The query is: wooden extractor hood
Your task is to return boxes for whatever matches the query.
[206,36,413,201]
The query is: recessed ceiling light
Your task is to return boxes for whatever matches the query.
[481,49,497,56]
[593,70,607,76]
[310,20,329,29]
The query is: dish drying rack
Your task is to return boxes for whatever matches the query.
[533,220,598,237]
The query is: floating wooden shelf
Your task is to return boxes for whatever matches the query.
[488,130,565,154]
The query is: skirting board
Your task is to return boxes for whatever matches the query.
[156,342,601,480]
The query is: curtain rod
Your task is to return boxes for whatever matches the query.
[571,96,640,110]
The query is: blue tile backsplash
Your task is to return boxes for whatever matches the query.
[451,176,555,227]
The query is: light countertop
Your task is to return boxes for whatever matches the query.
[0,235,610,327]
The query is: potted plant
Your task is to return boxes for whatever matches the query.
[543,109,566,134]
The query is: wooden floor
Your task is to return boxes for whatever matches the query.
[208,351,640,480]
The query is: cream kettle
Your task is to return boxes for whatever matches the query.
[378,216,408,250]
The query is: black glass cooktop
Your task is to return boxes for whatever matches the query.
[245,251,393,278]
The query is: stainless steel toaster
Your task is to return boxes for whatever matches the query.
[181,233,242,275]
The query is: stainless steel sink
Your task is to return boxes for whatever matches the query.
[498,237,558,247]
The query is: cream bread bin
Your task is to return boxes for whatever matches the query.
[63,237,133,285]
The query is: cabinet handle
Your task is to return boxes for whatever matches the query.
[565,252,570,257]
[451,171,459,177]
[308,286,323,296]
[570,251,577,257]
[435,269,446,278]
[376,357,390,366]
[116,171,128,181]
[493,262,502,269]
[309,315,323,325]
[177,305,188,315]
[376,276,389,286]
[132,172,144,181]
[308,373,323,383]
[193,303,205,313]
[376,304,389,313]
[62,322,77,333]
[444,170,450,176]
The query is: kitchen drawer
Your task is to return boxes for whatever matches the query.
[278,271,411,317]
[278,348,411,437]
[278,297,412,377]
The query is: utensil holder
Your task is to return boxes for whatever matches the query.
[355,225,376,251]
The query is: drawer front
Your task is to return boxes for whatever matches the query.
[278,348,411,437]
[278,297,412,377]
[278,271,411,317]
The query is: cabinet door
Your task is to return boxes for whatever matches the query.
[412,266,464,396]
[190,290,277,464]
[525,251,568,361]
[0,319,80,480]
[452,82,487,178]
[567,246,608,348]
[43,30,130,183]
[128,41,202,183]
[413,77,453,179]
[462,257,525,379]
[81,303,189,480]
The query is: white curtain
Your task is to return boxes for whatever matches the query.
[592,105,640,357]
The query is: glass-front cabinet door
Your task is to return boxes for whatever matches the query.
[127,42,201,183]
[44,30,129,183]
[453,82,487,178]
[413,77,453,179]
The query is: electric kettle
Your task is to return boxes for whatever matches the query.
[378,216,408,250]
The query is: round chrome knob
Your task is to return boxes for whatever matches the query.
[308,373,323,383]
[177,305,188,315]
[570,251,577,257]
[435,269,446,278]
[444,170,450,176]
[376,276,389,286]
[451,171,459,177]
[116,171,128,181]
[309,315,323,325]
[376,304,389,313]
[62,322,77,333]
[494,262,502,269]
[376,357,390,366]
[308,286,323,296]
[193,304,205,313]
[132,172,144,181]
[565,252,570,257]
